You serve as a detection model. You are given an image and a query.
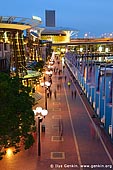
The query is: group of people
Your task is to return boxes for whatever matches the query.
[64,74,77,99]
[47,87,57,99]
[46,56,78,100]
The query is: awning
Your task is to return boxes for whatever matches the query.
[23,70,42,79]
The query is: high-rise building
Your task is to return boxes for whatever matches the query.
[45,10,55,27]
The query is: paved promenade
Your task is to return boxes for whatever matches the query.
[0,58,113,170]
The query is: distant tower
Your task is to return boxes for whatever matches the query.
[45,10,55,27]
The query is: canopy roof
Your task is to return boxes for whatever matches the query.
[23,70,42,79]
[0,16,42,30]
[41,26,79,36]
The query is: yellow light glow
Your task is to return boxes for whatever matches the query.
[6,148,13,158]
[80,47,83,52]
[99,46,102,52]
[105,47,109,53]
[0,23,31,30]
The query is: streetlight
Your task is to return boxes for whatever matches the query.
[45,70,53,76]
[33,107,48,156]
[40,81,51,110]
[47,64,53,70]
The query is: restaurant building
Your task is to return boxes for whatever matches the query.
[0,16,42,76]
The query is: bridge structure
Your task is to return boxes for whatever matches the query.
[51,37,113,63]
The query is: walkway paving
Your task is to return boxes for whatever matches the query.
[0,58,113,170]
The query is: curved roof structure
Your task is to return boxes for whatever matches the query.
[41,26,79,31]
[41,26,79,37]
[0,16,42,30]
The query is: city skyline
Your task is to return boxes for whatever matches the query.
[0,0,113,37]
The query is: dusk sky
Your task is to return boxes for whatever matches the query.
[1,0,113,37]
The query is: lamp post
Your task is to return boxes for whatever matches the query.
[40,81,51,110]
[33,107,48,156]
[45,70,53,76]
[37,115,42,156]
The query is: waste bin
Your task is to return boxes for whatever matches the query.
[41,125,45,132]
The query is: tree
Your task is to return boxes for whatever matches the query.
[0,73,36,159]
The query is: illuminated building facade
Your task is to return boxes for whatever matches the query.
[0,16,42,76]
[41,27,79,54]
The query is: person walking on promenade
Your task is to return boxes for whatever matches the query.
[67,81,71,89]
[57,84,59,90]
[71,90,73,99]
[64,75,67,81]
[54,67,56,73]
[54,89,56,99]
[63,65,65,70]
[43,76,46,82]
[74,90,76,99]
[49,89,52,98]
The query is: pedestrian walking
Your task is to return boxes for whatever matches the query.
[54,90,56,99]
[54,67,56,72]
[58,61,60,65]
[64,75,67,81]
[49,78,52,84]
[57,84,59,90]
[43,76,45,82]
[74,90,76,98]
[67,81,71,89]
[63,65,65,70]
[49,89,52,98]
[58,70,60,75]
